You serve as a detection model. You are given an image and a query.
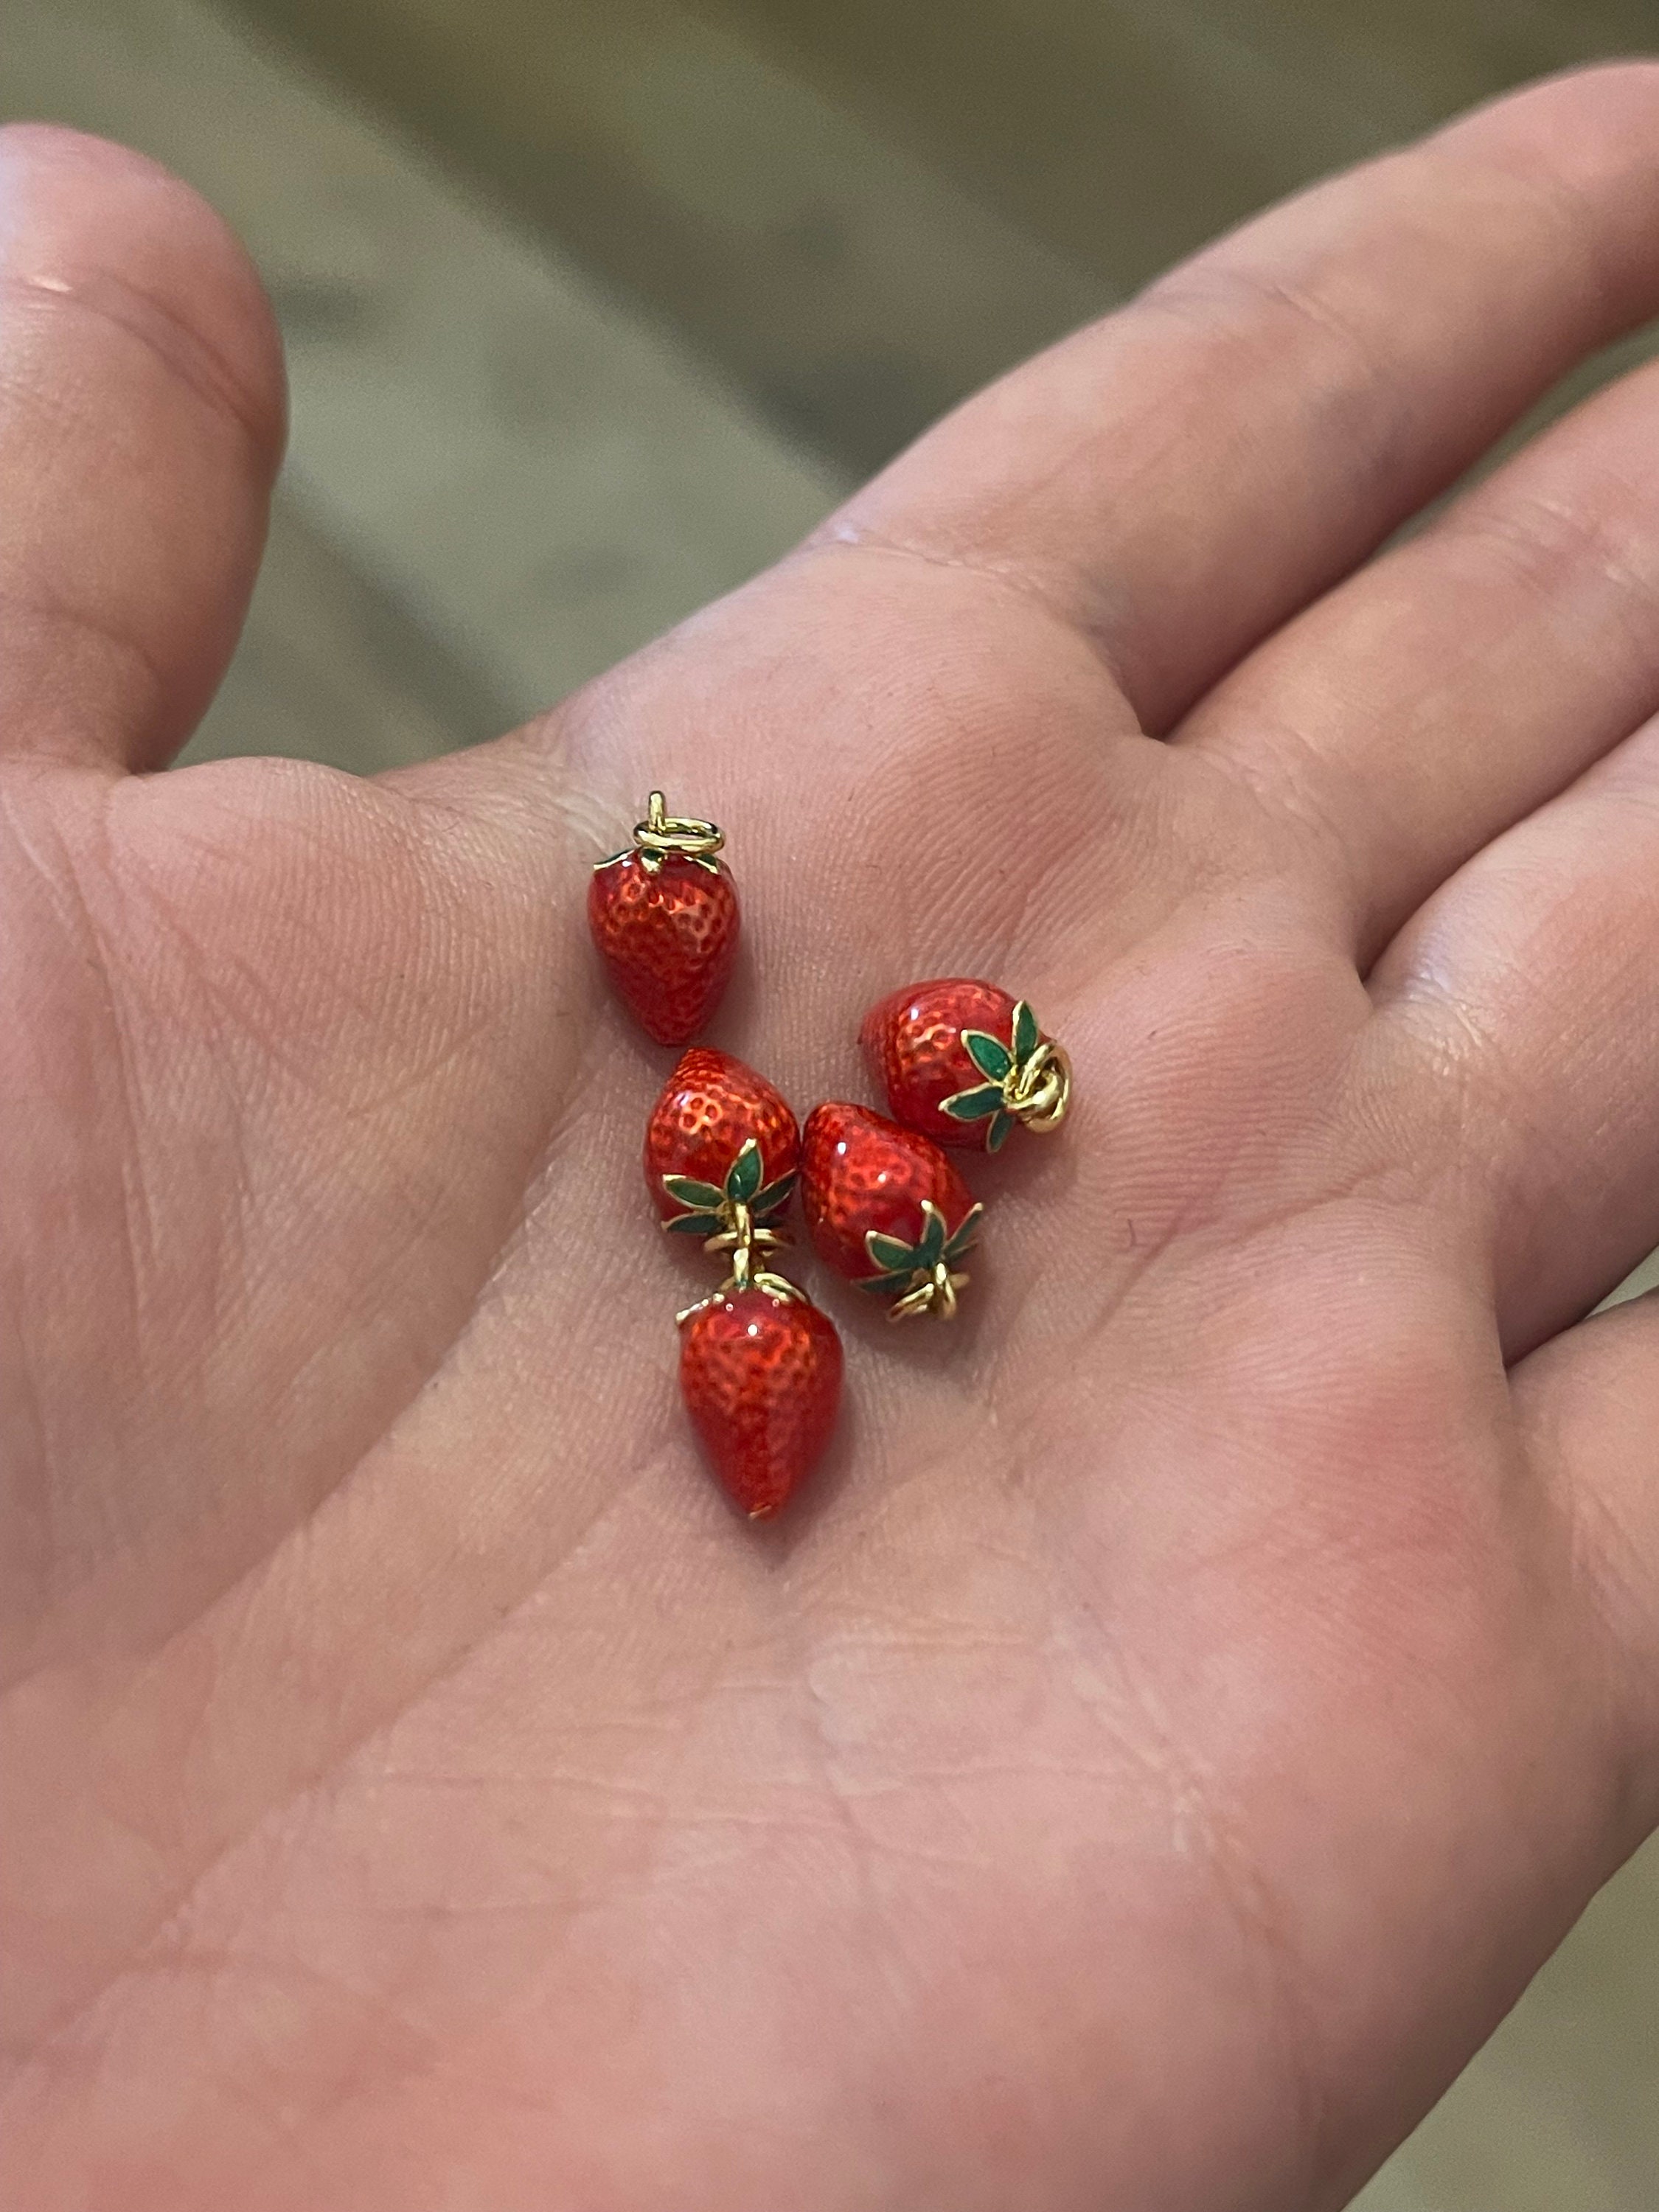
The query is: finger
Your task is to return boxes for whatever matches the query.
[1366,713,1659,1354]
[822,65,1659,733]
[0,127,285,774]
[1512,1296,1659,1827]
[1180,346,1659,959]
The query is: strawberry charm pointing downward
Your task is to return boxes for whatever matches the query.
[679,1292,843,1522]
[644,1048,841,1520]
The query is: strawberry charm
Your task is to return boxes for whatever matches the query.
[590,791,740,1046]
[801,1102,984,1321]
[860,978,1071,1152]
[645,1046,799,1252]
[680,1291,842,1521]
[645,1051,841,1519]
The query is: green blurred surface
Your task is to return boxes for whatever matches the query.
[703,0,1659,281]
[226,0,1659,473]
[221,0,1101,470]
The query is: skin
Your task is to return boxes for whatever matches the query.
[5,66,1659,2211]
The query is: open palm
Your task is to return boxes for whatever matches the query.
[8,73,1659,2210]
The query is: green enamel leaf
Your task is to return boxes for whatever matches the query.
[986,1110,1014,1153]
[662,1175,726,1211]
[753,1172,796,1219]
[725,1138,763,1205]
[666,1211,724,1237]
[1012,999,1040,1063]
[865,1230,919,1274]
[945,1203,984,1262]
[858,1270,917,1297]
[964,1029,1012,1083]
[915,1205,947,1270]
[940,1083,1004,1121]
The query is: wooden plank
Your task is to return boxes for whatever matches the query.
[700,0,1659,287]
[228,0,1659,476]
[218,0,1106,473]
[183,489,511,771]
[1357,1837,1659,2212]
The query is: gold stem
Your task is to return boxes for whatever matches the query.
[1007,1040,1071,1132]
[728,1200,754,1291]
[632,790,724,869]
[677,1197,801,1324]
[888,1263,969,1323]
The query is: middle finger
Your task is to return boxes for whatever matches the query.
[1179,349,1659,962]
[1365,707,1659,1357]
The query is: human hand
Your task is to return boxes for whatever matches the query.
[7,72,1659,2209]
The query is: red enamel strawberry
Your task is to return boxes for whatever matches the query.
[800,1102,984,1320]
[860,978,1071,1152]
[644,1048,799,1234]
[589,791,740,1046]
[648,1049,837,1517]
[680,1286,843,1519]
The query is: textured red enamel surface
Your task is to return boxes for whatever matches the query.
[860,978,1022,1149]
[800,1102,978,1281]
[644,1048,799,1220]
[680,1290,843,1517]
[588,852,740,1046]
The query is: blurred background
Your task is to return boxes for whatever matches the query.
[4,1,1657,2202]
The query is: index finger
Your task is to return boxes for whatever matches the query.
[819,65,1659,733]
